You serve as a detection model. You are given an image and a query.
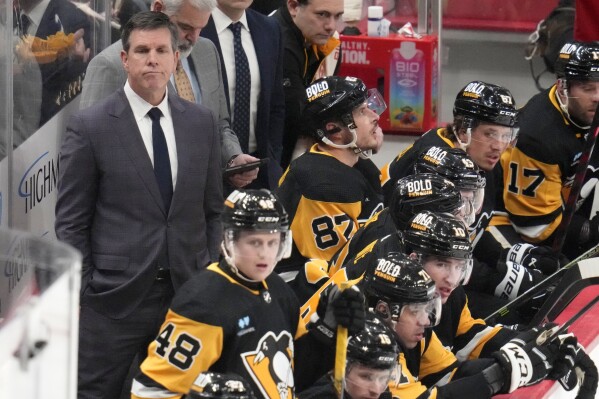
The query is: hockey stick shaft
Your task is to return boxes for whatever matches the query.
[484,242,599,323]
[334,282,350,399]
[522,295,599,352]
[550,294,599,339]
[552,102,599,254]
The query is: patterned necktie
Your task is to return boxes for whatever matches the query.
[174,60,195,103]
[147,108,173,211]
[228,22,250,153]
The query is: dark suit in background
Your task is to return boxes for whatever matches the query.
[201,8,284,189]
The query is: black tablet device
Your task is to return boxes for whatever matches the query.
[223,158,270,178]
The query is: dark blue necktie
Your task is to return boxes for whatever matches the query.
[228,22,250,153]
[148,108,173,211]
[20,13,31,36]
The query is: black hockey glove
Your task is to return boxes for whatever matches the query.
[549,333,580,385]
[549,333,599,398]
[575,349,599,399]
[310,284,365,342]
[501,243,564,275]
[493,323,560,393]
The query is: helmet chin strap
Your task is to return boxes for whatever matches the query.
[322,127,373,159]
[456,128,472,151]
[556,82,591,130]
[221,242,261,283]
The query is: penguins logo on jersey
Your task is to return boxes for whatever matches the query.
[241,331,294,399]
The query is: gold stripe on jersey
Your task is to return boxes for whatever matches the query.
[503,146,564,242]
[278,165,290,187]
[291,196,360,260]
[299,268,359,325]
[139,310,224,397]
[454,302,502,361]
[419,332,458,380]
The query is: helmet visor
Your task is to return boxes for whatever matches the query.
[470,124,519,149]
[391,293,443,327]
[367,88,387,116]
[458,188,485,226]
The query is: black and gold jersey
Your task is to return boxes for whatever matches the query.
[380,127,454,205]
[502,85,588,243]
[293,208,399,304]
[275,145,384,276]
[131,262,306,399]
[391,330,458,399]
[433,286,515,361]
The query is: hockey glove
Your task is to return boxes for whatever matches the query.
[502,243,563,275]
[575,349,599,399]
[549,334,599,397]
[310,284,365,341]
[493,323,560,393]
[494,260,545,301]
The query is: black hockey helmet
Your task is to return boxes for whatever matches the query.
[389,173,462,231]
[222,189,292,268]
[303,76,386,141]
[223,189,289,232]
[555,41,599,82]
[347,313,400,370]
[188,372,254,399]
[362,252,441,326]
[414,147,485,191]
[403,211,473,284]
[414,147,485,225]
[453,81,518,128]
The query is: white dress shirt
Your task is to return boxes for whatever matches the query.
[20,0,50,36]
[124,81,178,189]
[212,7,260,154]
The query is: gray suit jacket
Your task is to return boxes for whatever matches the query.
[79,38,241,164]
[56,88,223,319]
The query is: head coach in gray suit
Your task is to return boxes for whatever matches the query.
[55,11,223,399]
[79,0,261,189]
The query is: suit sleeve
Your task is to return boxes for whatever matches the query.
[203,39,242,165]
[269,21,285,163]
[204,112,224,262]
[55,113,98,275]
[79,49,124,110]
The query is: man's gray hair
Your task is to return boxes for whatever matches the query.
[161,0,216,15]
